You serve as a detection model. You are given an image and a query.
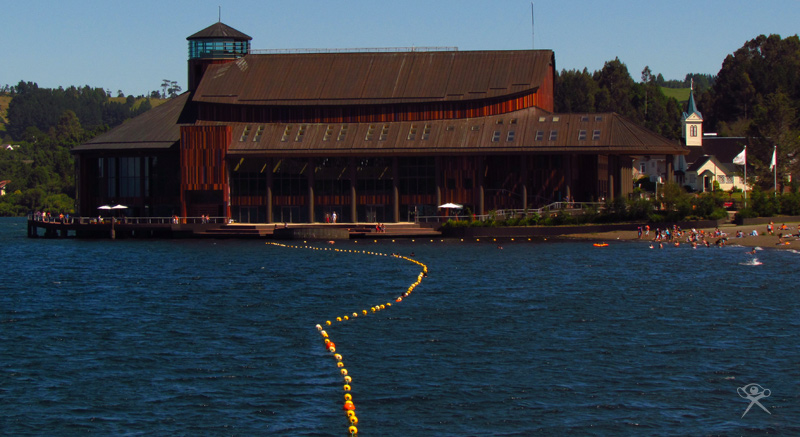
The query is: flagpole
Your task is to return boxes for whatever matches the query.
[773,146,777,196]
[744,146,747,208]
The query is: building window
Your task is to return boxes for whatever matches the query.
[690,125,698,137]
[510,118,518,124]
[491,131,501,142]
[365,124,376,141]
[538,116,547,122]
[549,130,558,141]
[253,126,264,142]
[718,175,725,183]
[578,130,587,140]
[337,124,349,141]
[507,131,515,142]
[323,125,334,141]
[295,125,306,142]
[552,116,560,122]
[726,175,734,184]
[581,115,589,122]
[470,125,480,131]
[592,130,601,140]
[281,125,293,142]
[239,126,251,142]
[422,124,431,140]
[535,130,544,141]
[379,124,390,141]
[407,124,417,140]
[595,115,603,122]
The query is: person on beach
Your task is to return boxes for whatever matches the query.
[767,221,774,235]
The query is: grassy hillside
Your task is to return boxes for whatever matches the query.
[661,87,691,103]
[108,96,167,109]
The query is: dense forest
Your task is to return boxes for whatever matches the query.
[0,83,157,215]
[1,33,799,216]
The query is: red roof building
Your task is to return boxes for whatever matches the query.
[73,22,687,223]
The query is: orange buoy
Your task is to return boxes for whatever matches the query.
[343,401,355,410]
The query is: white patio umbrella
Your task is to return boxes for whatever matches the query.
[438,203,463,209]
[111,204,128,210]
[97,205,112,210]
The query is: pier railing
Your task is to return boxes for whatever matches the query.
[28,214,230,225]
[414,202,605,223]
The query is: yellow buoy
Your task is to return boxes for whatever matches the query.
[344,376,352,383]
[337,362,344,368]
[336,317,342,322]
[344,393,352,401]
[348,425,358,435]
[341,368,348,375]
[349,415,359,425]
[326,320,331,326]
[343,384,351,391]
[334,354,342,361]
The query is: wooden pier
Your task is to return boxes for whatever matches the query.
[27,217,441,240]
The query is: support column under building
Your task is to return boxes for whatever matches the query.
[435,156,442,208]
[565,154,573,202]
[477,156,485,216]
[608,155,616,201]
[307,158,315,223]
[265,158,273,223]
[520,157,528,211]
[349,157,357,223]
[392,157,399,222]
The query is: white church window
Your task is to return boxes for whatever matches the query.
[690,125,698,137]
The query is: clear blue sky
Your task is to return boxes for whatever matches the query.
[3,0,799,97]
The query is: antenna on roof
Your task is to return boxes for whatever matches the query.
[531,2,535,49]
[218,6,221,22]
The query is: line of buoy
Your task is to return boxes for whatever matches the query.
[267,242,428,436]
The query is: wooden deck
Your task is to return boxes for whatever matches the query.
[27,218,441,240]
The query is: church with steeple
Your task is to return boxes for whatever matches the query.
[678,84,747,193]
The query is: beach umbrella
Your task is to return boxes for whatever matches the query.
[97,205,112,210]
[438,203,463,209]
[111,204,128,210]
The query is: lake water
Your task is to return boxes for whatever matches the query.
[1,217,798,435]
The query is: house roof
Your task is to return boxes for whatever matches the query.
[192,50,554,106]
[222,109,687,157]
[72,92,193,152]
[187,22,252,41]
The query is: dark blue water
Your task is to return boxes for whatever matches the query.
[1,217,798,435]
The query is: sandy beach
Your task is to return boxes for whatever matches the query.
[562,221,800,250]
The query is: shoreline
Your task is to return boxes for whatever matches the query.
[560,222,800,250]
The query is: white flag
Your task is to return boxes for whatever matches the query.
[733,148,746,165]
[770,147,776,170]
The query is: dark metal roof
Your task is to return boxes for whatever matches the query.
[192,50,554,106]
[223,108,687,157]
[187,22,252,41]
[73,93,192,152]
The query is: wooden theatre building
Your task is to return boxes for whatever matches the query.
[73,22,687,223]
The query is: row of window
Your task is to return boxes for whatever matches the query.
[239,123,602,143]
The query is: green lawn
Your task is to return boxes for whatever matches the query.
[660,87,690,102]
